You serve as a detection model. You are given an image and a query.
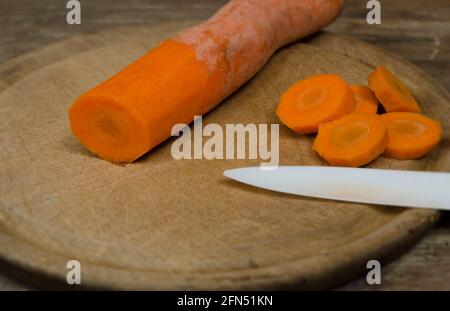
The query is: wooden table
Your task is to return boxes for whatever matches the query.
[0,0,448,290]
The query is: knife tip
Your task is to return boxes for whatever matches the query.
[223,169,234,179]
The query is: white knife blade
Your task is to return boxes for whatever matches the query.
[223,166,450,210]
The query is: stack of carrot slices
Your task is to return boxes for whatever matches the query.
[276,66,442,167]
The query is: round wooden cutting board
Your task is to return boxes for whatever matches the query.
[0,21,449,290]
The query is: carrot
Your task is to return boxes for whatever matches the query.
[69,0,344,162]
[313,113,388,167]
[276,74,354,134]
[380,112,442,160]
[350,85,378,114]
[368,66,421,113]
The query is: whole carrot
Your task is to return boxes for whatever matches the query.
[69,0,344,162]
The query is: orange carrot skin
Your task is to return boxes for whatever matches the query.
[69,0,344,162]
[70,41,219,162]
[381,112,442,160]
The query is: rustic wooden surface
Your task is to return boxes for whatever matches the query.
[1,24,445,291]
[0,0,448,290]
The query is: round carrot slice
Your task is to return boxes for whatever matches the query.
[276,74,354,134]
[380,112,441,160]
[313,113,388,167]
[350,85,378,114]
[368,66,421,112]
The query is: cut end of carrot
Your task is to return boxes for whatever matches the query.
[381,112,441,160]
[276,74,354,134]
[313,113,388,167]
[69,94,151,163]
[368,66,421,113]
[350,85,378,114]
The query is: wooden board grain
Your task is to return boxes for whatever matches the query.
[0,22,448,290]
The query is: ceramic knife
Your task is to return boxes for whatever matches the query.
[223,166,450,210]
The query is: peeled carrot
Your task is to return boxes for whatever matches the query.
[368,66,421,113]
[276,74,354,134]
[313,113,388,167]
[350,85,378,114]
[380,112,441,160]
[69,0,344,162]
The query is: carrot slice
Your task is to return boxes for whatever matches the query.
[368,66,421,112]
[313,113,388,167]
[380,112,441,160]
[350,85,378,114]
[276,74,354,134]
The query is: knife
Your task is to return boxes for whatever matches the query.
[223,166,450,210]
